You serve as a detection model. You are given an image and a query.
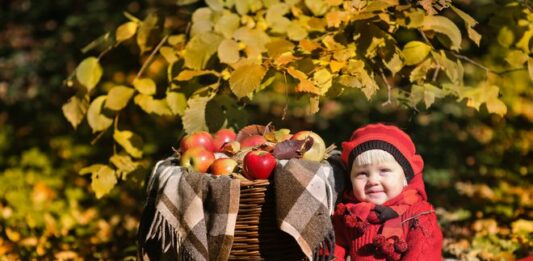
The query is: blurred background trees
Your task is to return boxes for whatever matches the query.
[0,0,531,259]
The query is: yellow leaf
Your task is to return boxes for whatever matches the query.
[497,26,515,48]
[87,96,113,133]
[305,0,329,16]
[384,51,403,76]
[76,57,102,92]
[300,39,321,52]
[330,60,345,73]
[91,165,117,198]
[79,164,107,175]
[110,154,139,180]
[313,68,332,94]
[306,95,320,115]
[184,32,223,70]
[505,50,528,68]
[450,5,481,46]
[176,70,216,81]
[460,84,507,116]
[287,21,308,41]
[326,11,342,28]
[229,63,266,99]
[159,46,178,64]
[166,92,187,116]
[62,95,89,129]
[516,29,533,53]
[214,12,240,39]
[402,41,431,66]
[133,78,156,95]
[115,22,138,42]
[113,129,143,158]
[266,38,295,58]
[274,52,297,67]
[422,15,462,51]
[218,39,240,64]
[191,8,213,37]
[137,12,159,53]
[182,96,211,135]
[105,85,134,111]
[134,94,172,115]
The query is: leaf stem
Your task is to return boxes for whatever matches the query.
[380,69,392,106]
[135,34,169,80]
[91,130,107,145]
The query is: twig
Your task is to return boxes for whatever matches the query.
[432,65,440,82]
[401,210,435,224]
[135,34,169,80]
[282,71,288,120]
[451,53,527,75]
[380,69,392,106]
[91,130,107,145]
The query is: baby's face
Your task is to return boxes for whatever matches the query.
[350,160,407,205]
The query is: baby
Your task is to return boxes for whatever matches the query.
[332,123,443,260]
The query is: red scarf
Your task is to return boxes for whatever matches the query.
[334,175,426,260]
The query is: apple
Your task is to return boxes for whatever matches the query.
[210,158,238,176]
[242,150,277,180]
[213,128,237,151]
[291,131,326,162]
[180,147,215,173]
[240,135,267,148]
[180,131,216,152]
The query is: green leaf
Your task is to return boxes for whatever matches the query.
[110,154,139,180]
[134,94,172,115]
[229,63,266,98]
[182,96,212,134]
[75,57,103,92]
[214,13,240,39]
[402,41,431,66]
[218,39,240,64]
[133,78,156,95]
[105,85,134,111]
[91,165,117,198]
[422,16,462,51]
[166,92,187,116]
[115,22,138,42]
[184,32,223,70]
[62,94,89,129]
[87,96,113,133]
[113,129,143,158]
[450,5,480,46]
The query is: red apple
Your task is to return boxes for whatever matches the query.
[180,131,216,152]
[243,151,277,180]
[291,130,326,162]
[210,158,238,176]
[240,135,267,148]
[213,128,237,151]
[180,147,215,173]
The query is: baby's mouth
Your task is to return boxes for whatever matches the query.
[366,190,384,195]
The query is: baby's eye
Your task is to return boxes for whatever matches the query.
[380,168,391,172]
[355,172,368,178]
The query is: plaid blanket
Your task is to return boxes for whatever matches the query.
[275,152,346,261]
[137,157,240,261]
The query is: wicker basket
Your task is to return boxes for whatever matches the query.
[228,179,306,260]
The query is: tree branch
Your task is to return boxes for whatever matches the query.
[135,34,169,80]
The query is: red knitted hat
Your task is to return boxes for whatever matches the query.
[341,123,424,182]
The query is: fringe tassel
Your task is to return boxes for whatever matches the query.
[143,210,197,260]
[312,231,336,261]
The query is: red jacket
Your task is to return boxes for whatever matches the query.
[332,174,443,261]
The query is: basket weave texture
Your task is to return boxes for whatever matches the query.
[228,179,306,260]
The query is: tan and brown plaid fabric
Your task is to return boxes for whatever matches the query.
[138,158,240,261]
